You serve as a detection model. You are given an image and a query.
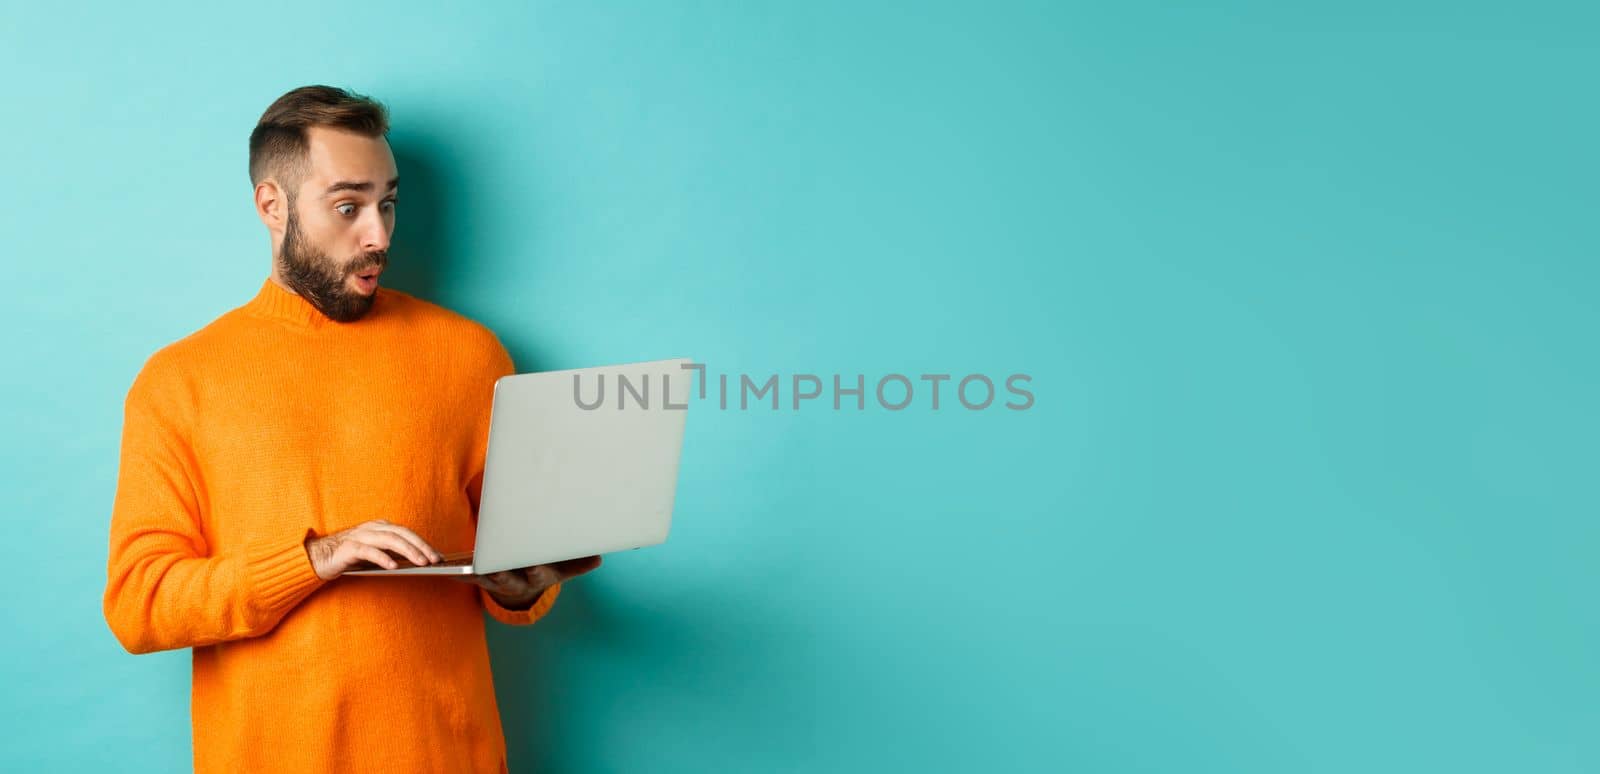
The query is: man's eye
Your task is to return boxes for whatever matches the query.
[381,199,398,211]
[336,204,356,216]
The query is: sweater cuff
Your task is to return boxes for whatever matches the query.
[480,581,561,626]
[243,527,329,624]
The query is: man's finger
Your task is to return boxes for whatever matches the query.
[549,555,602,578]
[367,524,443,563]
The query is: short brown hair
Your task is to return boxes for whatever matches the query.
[248,85,390,202]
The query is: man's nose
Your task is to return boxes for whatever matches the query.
[360,209,391,253]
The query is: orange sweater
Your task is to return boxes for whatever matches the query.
[102,276,561,773]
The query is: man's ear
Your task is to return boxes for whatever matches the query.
[254,180,286,233]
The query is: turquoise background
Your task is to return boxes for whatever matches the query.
[2,1,1595,771]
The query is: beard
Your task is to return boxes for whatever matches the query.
[277,208,388,323]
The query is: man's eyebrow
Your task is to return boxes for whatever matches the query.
[322,177,400,196]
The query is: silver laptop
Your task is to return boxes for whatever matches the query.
[346,357,693,576]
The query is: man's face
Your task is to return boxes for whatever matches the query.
[277,125,399,323]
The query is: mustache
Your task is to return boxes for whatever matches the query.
[348,252,388,274]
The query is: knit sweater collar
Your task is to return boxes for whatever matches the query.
[243,276,380,329]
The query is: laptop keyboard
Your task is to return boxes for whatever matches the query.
[351,550,474,570]
[424,550,475,567]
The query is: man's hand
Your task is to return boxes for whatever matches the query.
[449,555,603,609]
[304,519,445,581]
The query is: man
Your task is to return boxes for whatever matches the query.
[101,84,601,773]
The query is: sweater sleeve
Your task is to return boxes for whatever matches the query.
[466,329,562,627]
[102,357,329,655]
[479,582,563,626]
